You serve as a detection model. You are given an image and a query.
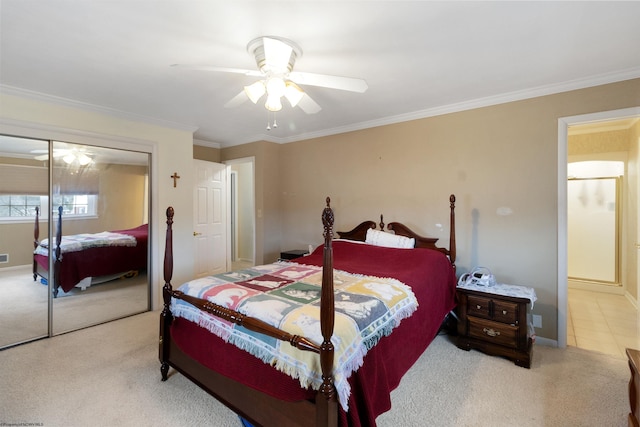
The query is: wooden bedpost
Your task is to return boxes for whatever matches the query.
[449,194,456,269]
[33,206,40,281]
[317,197,338,427]
[160,206,175,381]
[52,206,62,297]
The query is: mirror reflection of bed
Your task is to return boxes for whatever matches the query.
[32,207,148,297]
[49,142,151,335]
[0,137,151,348]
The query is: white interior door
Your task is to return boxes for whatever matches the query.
[193,160,229,278]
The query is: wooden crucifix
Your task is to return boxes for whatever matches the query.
[171,172,180,188]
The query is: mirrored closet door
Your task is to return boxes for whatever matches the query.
[0,136,151,348]
[50,142,150,334]
[0,136,50,348]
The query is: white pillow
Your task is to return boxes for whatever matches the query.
[365,228,415,249]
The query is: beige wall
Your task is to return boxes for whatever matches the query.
[223,78,640,341]
[96,164,148,231]
[193,144,221,162]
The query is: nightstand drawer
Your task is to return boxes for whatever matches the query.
[467,294,518,325]
[468,317,517,348]
[467,295,491,319]
[493,300,518,324]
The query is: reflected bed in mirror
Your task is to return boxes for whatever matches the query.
[50,142,151,334]
[33,206,148,298]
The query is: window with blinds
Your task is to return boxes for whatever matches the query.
[0,163,99,221]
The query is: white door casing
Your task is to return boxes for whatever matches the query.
[193,160,229,278]
[557,106,640,348]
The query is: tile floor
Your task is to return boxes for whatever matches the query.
[567,287,639,357]
[231,260,253,271]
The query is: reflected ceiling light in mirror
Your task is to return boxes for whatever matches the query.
[77,153,92,166]
[62,151,93,166]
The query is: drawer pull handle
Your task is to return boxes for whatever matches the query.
[476,305,482,309]
[502,310,507,315]
[483,327,500,337]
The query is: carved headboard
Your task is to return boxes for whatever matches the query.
[336,194,456,265]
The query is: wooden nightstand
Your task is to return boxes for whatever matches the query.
[279,249,308,260]
[456,286,534,368]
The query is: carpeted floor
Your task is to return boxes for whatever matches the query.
[0,265,148,347]
[0,311,631,427]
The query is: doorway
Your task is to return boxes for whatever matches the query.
[225,157,255,271]
[558,107,640,354]
[566,122,637,357]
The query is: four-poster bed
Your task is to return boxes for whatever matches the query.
[159,195,457,427]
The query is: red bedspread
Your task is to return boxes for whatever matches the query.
[171,239,456,426]
[34,224,148,292]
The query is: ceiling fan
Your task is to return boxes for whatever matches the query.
[172,36,368,115]
[31,148,93,165]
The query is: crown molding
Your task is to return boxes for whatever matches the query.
[193,138,221,149]
[0,84,199,134]
[224,66,640,147]
[5,65,640,149]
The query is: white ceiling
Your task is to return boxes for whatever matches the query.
[2,1,640,148]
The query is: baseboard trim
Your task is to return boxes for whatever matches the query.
[626,291,638,310]
[534,336,558,348]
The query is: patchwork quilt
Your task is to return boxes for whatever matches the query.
[171,261,418,410]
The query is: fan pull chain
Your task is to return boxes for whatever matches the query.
[266,111,278,130]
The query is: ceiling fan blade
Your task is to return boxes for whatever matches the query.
[289,71,368,93]
[297,93,322,114]
[33,152,69,161]
[170,64,263,77]
[32,149,69,161]
[30,149,68,155]
[224,90,249,108]
[263,37,293,73]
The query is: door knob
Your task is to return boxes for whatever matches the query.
[193,232,202,236]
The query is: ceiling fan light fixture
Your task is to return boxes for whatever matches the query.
[63,153,75,164]
[244,81,266,104]
[265,94,282,112]
[265,77,286,98]
[284,82,304,107]
[263,77,287,111]
[77,153,92,166]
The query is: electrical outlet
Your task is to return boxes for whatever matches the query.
[533,314,542,328]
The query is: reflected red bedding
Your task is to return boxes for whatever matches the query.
[171,239,456,426]
[34,224,148,292]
